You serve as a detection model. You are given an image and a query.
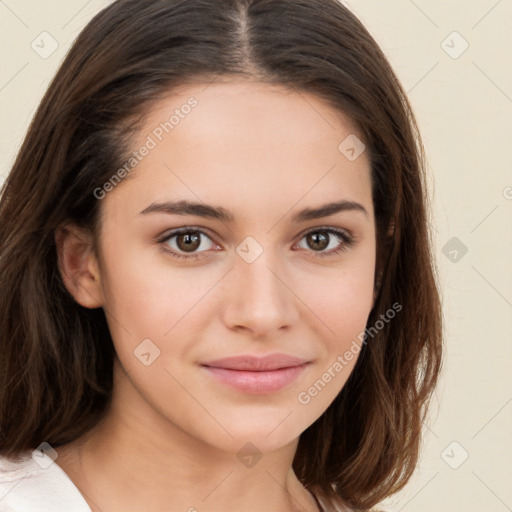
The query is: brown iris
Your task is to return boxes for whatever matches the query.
[176,232,202,252]
[306,231,329,251]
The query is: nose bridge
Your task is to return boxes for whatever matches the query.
[222,238,298,336]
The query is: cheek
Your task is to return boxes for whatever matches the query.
[322,274,375,349]
[97,241,223,371]
[98,234,195,330]
[292,266,374,417]
[295,251,376,344]
[95,241,170,365]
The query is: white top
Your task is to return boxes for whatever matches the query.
[0,451,91,512]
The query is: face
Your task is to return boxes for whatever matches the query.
[77,80,376,455]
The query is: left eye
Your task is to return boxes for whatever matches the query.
[296,228,354,256]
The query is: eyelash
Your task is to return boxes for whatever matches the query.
[156,226,355,261]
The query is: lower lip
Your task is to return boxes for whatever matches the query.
[201,364,309,394]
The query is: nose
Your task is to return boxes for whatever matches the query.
[220,249,299,338]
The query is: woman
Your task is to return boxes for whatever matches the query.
[0,0,443,510]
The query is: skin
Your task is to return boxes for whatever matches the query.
[55,79,377,512]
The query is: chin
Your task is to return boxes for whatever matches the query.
[187,403,318,456]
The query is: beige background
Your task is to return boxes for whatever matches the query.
[1,1,511,510]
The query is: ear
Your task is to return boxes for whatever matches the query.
[54,224,103,308]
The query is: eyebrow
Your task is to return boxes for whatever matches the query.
[138,199,369,223]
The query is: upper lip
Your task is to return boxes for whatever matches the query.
[201,354,309,371]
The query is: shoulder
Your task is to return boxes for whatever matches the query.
[0,451,91,511]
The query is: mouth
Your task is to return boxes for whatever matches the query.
[200,354,311,394]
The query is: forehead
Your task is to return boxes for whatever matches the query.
[103,79,373,225]
[142,79,364,152]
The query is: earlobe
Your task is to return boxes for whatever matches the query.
[54,224,103,309]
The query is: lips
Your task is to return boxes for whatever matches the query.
[201,353,308,371]
[200,353,310,394]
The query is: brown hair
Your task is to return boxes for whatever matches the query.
[0,0,442,509]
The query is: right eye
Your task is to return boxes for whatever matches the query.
[158,228,220,260]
